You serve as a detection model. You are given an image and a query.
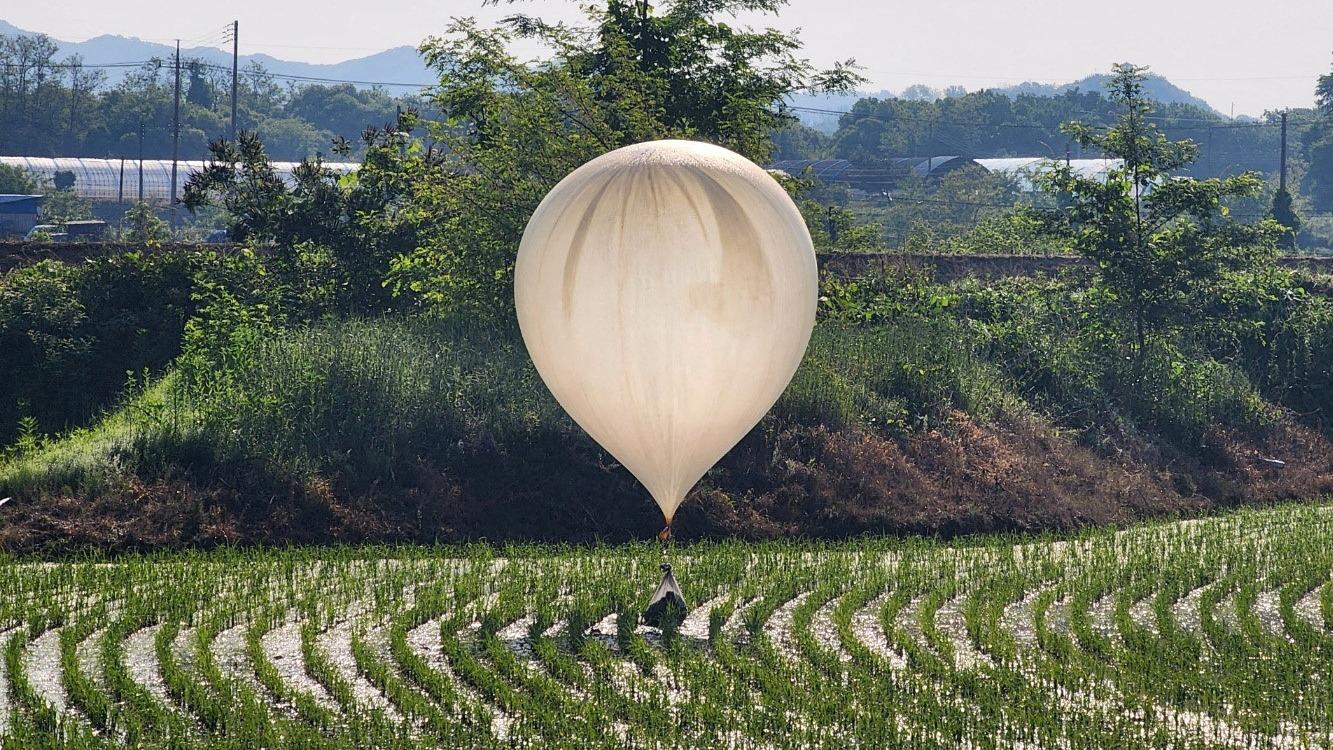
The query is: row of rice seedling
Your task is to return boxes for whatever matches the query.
[0,503,1330,748]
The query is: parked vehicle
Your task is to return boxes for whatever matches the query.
[64,220,108,240]
[24,221,107,242]
[24,224,67,242]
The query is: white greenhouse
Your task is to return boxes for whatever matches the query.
[0,157,359,206]
[974,158,1123,191]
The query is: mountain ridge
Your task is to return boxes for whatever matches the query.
[2,20,1223,125]
[0,20,434,91]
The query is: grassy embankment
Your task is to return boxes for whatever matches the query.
[2,260,1330,552]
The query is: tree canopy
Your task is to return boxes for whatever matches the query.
[0,33,417,161]
[1038,64,1279,357]
[379,0,858,315]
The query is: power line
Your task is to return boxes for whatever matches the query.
[0,57,434,89]
[1,60,157,70]
[0,57,426,90]
[791,92,1327,127]
[0,61,1317,120]
[787,105,1319,131]
[789,103,1301,127]
[179,24,233,49]
[859,67,1323,85]
[0,44,1324,159]
[873,196,1018,209]
[191,61,432,88]
[790,105,1062,129]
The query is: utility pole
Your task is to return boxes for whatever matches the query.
[171,39,181,227]
[137,122,145,203]
[1206,126,1213,177]
[396,103,407,157]
[1279,110,1289,193]
[230,20,239,140]
[68,69,77,147]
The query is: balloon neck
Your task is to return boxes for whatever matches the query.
[657,524,673,542]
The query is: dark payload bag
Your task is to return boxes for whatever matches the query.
[642,563,688,628]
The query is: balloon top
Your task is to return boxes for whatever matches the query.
[589,139,757,174]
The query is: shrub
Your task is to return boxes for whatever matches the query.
[1189,269,1333,429]
[178,316,560,480]
[0,163,38,194]
[0,249,268,447]
[901,208,1072,256]
[778,321,1015,434]
[0,232,411,451]
[1126,343,1273,446]
[121,202,170,244]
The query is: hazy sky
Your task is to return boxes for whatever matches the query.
[11,0,1333,115]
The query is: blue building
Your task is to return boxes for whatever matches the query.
[0,195,43,237]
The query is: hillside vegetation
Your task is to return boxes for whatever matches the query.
[2,262,1329,552]
[1,5,1331,553]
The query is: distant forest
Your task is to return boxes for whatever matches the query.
[775,89,1286,180]
[777,72,1333,229]
[0,33,426,162]
[5,29,1333,219]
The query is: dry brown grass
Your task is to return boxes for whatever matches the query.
[3,410,1328,555]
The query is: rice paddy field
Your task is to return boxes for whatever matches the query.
[3,502,1332,749]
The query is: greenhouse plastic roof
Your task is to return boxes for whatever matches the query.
[769,159,857,181]
[974,158,1122,190]
[0,157,359,205]
[769,156,974,188]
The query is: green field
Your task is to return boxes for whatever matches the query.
[3,502,1332,749]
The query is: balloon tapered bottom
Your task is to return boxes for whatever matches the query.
[657,525,672,542]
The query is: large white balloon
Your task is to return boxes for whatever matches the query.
[515,140,817,527]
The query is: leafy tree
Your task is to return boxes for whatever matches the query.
[384,0,860,316]
[253,117,331,160]
[122,201,170,244]
[900,84,940,102]
[807,203,882,250]
[1317,63,1333,112]
[0,164,38,194]
[827,87,1277,179]
[183,123,422,315]
[1307,132,1333,212]
[1269,187,1301,250]
[770,120,830,160]
[38,189,92,223]
[1304,64,1333,213]
[833,115,895,164]
[52,170,75,192]
[185,60,215,109]
[241,61,284,117]
[1039,64,1280,361]
[0,34,63,153]
[284,84,400,141]
[0,32,422,162]
[61,55,105,153]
